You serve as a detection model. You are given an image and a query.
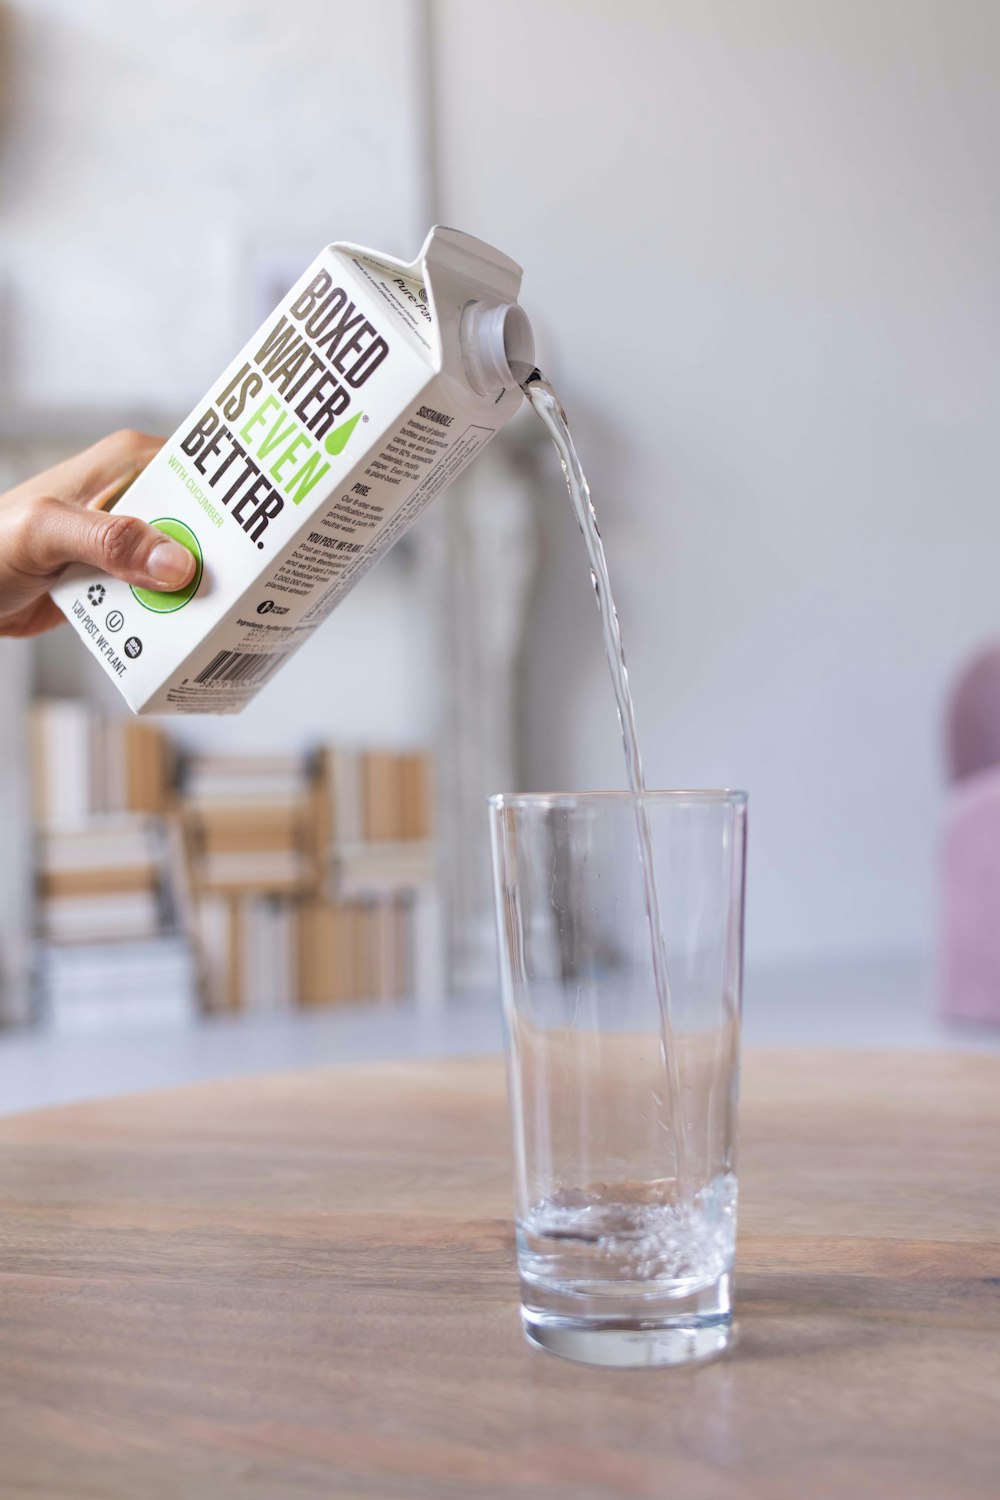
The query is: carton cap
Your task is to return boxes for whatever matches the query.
[460,300,535,397]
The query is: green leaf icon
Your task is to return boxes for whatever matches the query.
[324,411,363,456]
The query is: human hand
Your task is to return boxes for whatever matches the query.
[0,429,195,637]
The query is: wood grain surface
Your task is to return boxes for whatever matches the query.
[0,1049,998,1499]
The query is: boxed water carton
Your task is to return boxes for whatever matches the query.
[53,227,534,714]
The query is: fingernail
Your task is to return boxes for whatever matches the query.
[147,541,193,586]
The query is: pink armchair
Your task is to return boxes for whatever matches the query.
[942,646,1000,1023]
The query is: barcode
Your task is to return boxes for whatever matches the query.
[194,648,288,686]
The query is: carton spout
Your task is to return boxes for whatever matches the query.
[460,300,535,397]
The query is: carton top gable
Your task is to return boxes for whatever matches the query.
[334,226,525,379]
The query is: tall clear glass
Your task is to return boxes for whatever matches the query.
[489,790,747,1368]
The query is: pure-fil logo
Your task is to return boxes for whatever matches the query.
[392,276,433,325]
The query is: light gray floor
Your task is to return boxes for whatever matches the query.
[0,954,996,1117]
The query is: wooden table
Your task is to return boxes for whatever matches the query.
[0,1051,998,1499]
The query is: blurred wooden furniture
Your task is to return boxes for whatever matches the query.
[0,1049,997,1498]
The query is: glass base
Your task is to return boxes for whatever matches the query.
[520,1271,734,1369]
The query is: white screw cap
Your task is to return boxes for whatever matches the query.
[460,301,535,397]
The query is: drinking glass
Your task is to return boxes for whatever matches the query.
[489,790,747,1367]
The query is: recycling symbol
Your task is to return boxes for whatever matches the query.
[87,583,106,606]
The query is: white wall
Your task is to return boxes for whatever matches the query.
[5,1,1000,966]
[0,0,428,402]
[2,0,436,751]
[432,0,1000,964]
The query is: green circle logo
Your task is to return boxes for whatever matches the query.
[131,518,203,613]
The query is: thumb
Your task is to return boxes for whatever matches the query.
[31,500,197,591]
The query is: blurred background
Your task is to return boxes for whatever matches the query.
[1,0,999,1107]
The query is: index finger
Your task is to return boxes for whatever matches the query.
[5,428,165,513]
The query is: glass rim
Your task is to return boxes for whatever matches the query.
[488,788,748,811]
